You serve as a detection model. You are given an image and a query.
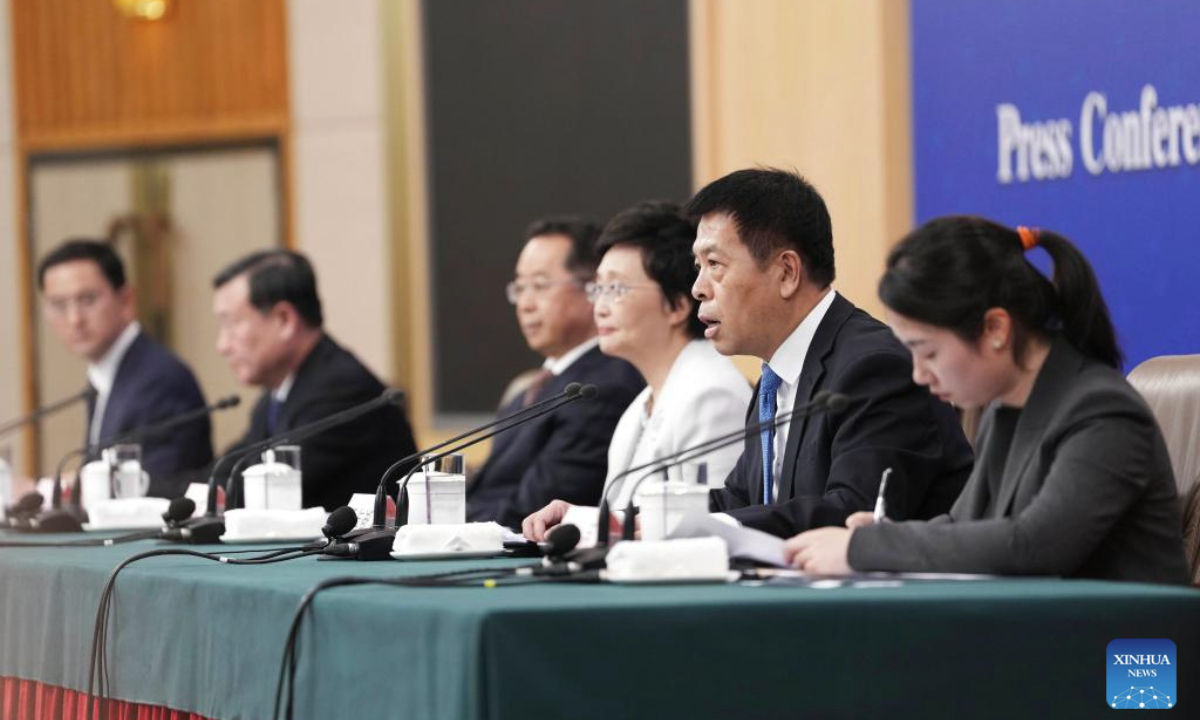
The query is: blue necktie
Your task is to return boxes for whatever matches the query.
[266,397,283,435]
[758,363,782,505]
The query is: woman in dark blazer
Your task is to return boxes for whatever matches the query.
[784,216,1190,585]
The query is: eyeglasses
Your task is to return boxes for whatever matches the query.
[44,291,106,317]
[584,281,657,304]
[505,278,584,304]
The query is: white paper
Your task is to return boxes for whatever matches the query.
[346,493,377,529]
[668,512,788,567]
[184,483,210,518]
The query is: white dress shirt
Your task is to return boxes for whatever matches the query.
[86,321,142,445]
[763,289,837,499]
[543,337,600,376]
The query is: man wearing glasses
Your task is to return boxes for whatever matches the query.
[37,239,213,496]
[466,217,644,529]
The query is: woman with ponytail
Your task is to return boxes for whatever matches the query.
[784,216,1189,584]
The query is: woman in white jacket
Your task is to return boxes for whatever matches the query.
[522,200,751,541]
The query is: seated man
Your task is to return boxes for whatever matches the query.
[688,168,974,537]
[212,249,418,510]
[466,217,644,529]
[38,239,212,496]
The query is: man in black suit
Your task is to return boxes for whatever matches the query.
[38,240,213,496]
[687,169,973,537]
[466,217,644,529]
[212,250,418,510]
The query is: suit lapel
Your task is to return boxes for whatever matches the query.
[98,333,146,442]
[992,338,1081,515]
[278,334,333,431]
[960,406,998,518]
[779,295,853,500]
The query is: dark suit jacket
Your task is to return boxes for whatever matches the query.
[711,294,973,537]
[90,332,213,498]
[229,334,418,511]
[466,346,644,529]
[849,338,1191,585]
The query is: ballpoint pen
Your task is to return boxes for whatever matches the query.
[873,467,892,522]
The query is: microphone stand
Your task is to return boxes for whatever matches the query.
[180,389,406,545]
[595,391,847,545]
[335,386,597,560]
[16,396,241,534]
[0,385,96,438]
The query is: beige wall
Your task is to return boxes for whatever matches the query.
[24,148,282,472]
[29,160,132,471]
[0,0,21,476]
[169,148,281,451]
[287,0,395,384]
[690,0,912,375]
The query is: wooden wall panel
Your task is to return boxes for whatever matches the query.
[10,0,288,150]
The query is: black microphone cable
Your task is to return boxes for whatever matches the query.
[272,524,584,720]
[0,497,197,548]
[86,507,360,714]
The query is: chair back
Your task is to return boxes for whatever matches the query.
[1128,354,1200,585]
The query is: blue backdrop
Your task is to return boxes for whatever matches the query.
[911,0,1200,369]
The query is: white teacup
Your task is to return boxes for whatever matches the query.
[80,460,112,509]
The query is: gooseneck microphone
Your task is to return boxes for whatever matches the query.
[363,382,590,529]
[57,394,242,512]
[0,493,46,531]
[333,383,598,561]
[0,385,96,438]
[201,388,406,519]
[390,384,598,528]
[595,391,850,545]
[19,394,243,536]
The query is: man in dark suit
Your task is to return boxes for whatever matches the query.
[687,169,973,537]
[466,217,644,529]
[38,240,213,496]
[212,250,418,510]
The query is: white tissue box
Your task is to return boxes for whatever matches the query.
[221,507,326,541]
[604,537,731,583]
[86,498,171,530]
[391,522,505,557]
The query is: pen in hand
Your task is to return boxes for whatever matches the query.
[872,467,892,523]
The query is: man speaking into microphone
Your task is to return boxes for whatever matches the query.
[212,249,418,510]
[526,170,975,540]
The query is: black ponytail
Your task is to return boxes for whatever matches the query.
[879,216,1122,369]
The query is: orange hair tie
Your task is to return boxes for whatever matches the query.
[1017,226,1040,251]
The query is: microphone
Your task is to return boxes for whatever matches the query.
[322,506,358,540]
[157,494,221,543]
[35,394,243,530]
[66,394,240,509]
[319,505,389,560]
[361,382,589,530]
[514,524,608,577]
[203,388,405,516]
[335,383,597,560]
[0,492,45,530]
[390,384,597,528]
[596,391,850,545]
[163,497,196,526]
[0,385,96,438]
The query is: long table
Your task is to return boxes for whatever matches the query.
[1,533,1198,720]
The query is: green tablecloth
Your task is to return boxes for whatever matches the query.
[1,534,1198,720]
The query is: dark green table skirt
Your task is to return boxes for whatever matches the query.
[1,535,1197,720]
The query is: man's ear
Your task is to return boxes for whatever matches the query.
[273,301,303,341]
[777,250,805,300]
[116,285,137,324]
